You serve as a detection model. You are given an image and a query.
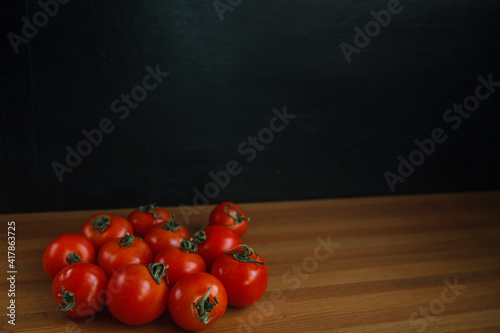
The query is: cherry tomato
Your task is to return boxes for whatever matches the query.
[80,214,133,252]
[43,233,95,279]
[127,203,171,238]
[209,202,250,237]
[211,244,268,307]
[154,238,206,289]
[193,226,241,272]
[106,263,169,326]
[144,216,190,256]
[169,272,227,331]
[97,233,153,278]
[52,262,107,319]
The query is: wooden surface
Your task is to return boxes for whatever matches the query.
[1,191,500,332]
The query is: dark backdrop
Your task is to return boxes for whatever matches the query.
[1,0,499,214]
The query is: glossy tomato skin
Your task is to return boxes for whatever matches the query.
[169,272,227,331]
[43,233,95,279]
[144,220,190,256]
[195,226,241,271]
[106,263,169,326]
[211,245,268,307]
[127,204,171,238]
[97,233,153,279]
[52,262,107,319]
[154,247,206,289]
[209,202,249,237]
[80,214,133,252]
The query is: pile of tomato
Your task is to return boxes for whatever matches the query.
[42,202,268,330]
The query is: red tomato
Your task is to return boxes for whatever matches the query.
[43,233,95,279]
[154,238,206,289]
[209,202,249,237]
[211,244,268,307]
[80,214,133,252]
[52,262,107,319]
[169,272,227,331]
[144,217,190,256]
[106,263,169,325]
[127,203,171,238]
[193,226,241,271]
[97,233,153,278]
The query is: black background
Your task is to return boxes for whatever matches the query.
[1,0,499,214]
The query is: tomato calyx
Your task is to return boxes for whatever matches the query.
[118,233,135,248]
[138,203,157,214]
[192,229,207,244]
[92,215,111,232]
[66,252,83,264]
[162,216,181,231]
[225,245,265,265]
[180,238,198,253]
[148,262,168,284]
[224,204,250,225]
[194,286,218,325]
[57,287,75,312]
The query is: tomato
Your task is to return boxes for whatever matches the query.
[169,272,227,331]
[154,238,206,289]
[52,262,107,319]
[106,263,169,325]
[43,233,95,279]
[209,202,249,237]
[193,226,241,271]
[127,203,171,238]
[211,244,268,307]
[80,214,133,252]
[97,233,153,278]
[144,217,190,256]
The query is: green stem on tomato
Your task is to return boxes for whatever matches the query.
[66,253,83,264]
[57,287,75,312]
[225,245,265,265]
[118,233,135,247]
[223,204,250,225]
[92,215,110,232]
[162,216,181,231]
[148,262,168,284]
[180,238,198,253]
[194,286,218,325]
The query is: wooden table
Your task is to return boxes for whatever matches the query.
[1,191,500,332]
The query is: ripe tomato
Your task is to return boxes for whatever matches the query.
[211,244,268,307]
[80,214,133,252]
[52,262,107,319]
[169,272,227,331]
[144,217,190,256]
[193,226,241,271]
[97,233,153,278]
[209,202,249,237]
[106,263,169,325]
[43,233,95,279]
[127,203,171,238]
[154,238,206,289]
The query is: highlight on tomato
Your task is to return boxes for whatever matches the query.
[154,238,206,289]
[127,203,171,238]
[168,272,227,331]
[209,202,250,237]
[144,216,190,256]
[193,225,241,271]
[211,244,268,307]
[43,233,95,279]
[97,233,153,279]
[80,214,133,252]
[106,263,169,326]
[52,262,107,319]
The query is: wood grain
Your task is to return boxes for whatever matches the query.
[1,191,500,332]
